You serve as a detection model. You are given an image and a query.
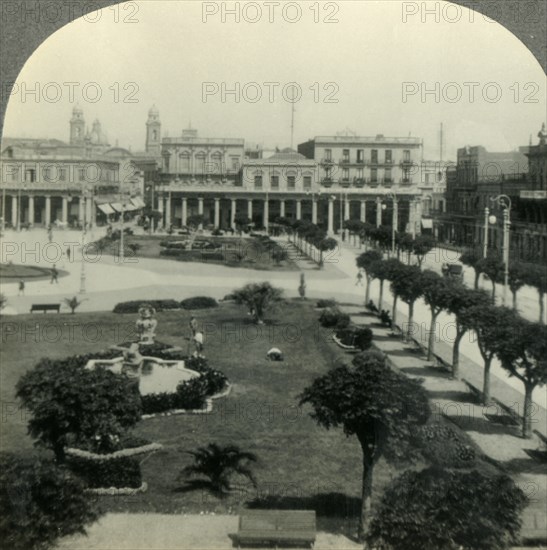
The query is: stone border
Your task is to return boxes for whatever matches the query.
[66,443,163,460]
[85,482,148,496]
[332,333,358,351]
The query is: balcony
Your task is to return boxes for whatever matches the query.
[353,178,366,188]
[340,178,351,188]
[320,158,334,166]
[382,179,394,186]
[339,158,350,165]
[321,177,334,187]
[400,159,413,166]
[356,159,365,165]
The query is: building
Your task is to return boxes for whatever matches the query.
[439,126,547,262]
[0,106,157,228]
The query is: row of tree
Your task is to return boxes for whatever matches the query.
[460,248,547,322]
[357,250,547,438]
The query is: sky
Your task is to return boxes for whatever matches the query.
[3,0,546,160]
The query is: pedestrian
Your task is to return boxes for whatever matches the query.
[47,226,53,243]
[356,269,363,286]
[66,246,71,261]
[193,331,204,358]
[189,316,198,337]
[50,265,59,284]
[18,279,25,296]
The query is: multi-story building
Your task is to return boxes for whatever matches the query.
[438,126,547,262]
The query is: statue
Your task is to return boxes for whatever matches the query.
[122,342,143,378]
[136,304,158,345]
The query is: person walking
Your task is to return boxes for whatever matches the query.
[18,279,25,296]
[50,265,59,284]
[189,316,198,336]
[356,269,363,286]
[66,246,71,261]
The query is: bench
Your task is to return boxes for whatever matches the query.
[30,304,61,314]
[236,510,316,548]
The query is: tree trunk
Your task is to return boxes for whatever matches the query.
[357,443,375,541]
[379,280,384,311]
[491,280,496,303]
[427,311,439,361]
[392,295,398,326]
[407,302,414,341]
[474,269,479,290]
[365,275,371,303]
[512,289,517,311]
[539,291,545,324]
[452,329,465,379]
[482,357,492,405]
[522,383,534,439]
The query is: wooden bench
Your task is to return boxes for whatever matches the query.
[30,304,61,314]
[236,510,316,548]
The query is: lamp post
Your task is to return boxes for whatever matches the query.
[489,195,511,306]
[483,206,489,258]
[16,183,22,232]
[79,186,94,293]
[382,191,398,254]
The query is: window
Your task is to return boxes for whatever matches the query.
[59,168,66,181]
[342,168,349,180]
[231,157,239,171]
[403,150,411,161]
[385,168,392,183]
[342,149,350,162]
[180,153,190,172]
[324,149,332,161]
[303,176,312,189]
[385,150,392,164]
[24,169,36,182]
[287,175,296,189]
[357,149,364,163]
[357,168,364,180]
[270,175,279,189]
[371,168,378,182]
[254,174,263,189]
[425,173,431,184]
[403,169,410,183]
[78,168,85,181]
[371,149,378,164]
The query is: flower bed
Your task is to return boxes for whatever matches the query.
[113,300,181,314]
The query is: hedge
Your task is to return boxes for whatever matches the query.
[319,307,350,329]
[180,296,218,310]
[67,455,142,489]
[159,249,225,262]
[335,326,373,350]
[113,300,180,314]
[317,298,336,308]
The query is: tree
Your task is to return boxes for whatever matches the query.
[232,282,283,324]
[63,296,84,314]
[395,232,414,263]
[477,255,505,302]
[380,258,405,325]
[507,262,526,311]
[0,293,7,313]
[0,453,102,550]
[466,305,518,405]
[412,235,436,268]
[496,320,547,438]
[178,443,257,497]
[356,249,383,304]
[390,265,423,341]
[444,284,490,379]
[460,248,483,289]
[523,263,547,324]
[367,260,392,312]
[421,270,451,361]
[16,359,142,461]
[315,236,337,268]
[366,467,527,550]
[299,351,430,540]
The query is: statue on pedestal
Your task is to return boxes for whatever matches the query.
[136,304,157,345]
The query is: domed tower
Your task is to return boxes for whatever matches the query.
[146,105,161,157]
[70,105,85,144]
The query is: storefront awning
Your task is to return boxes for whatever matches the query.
[97,203,115,215]
[130,197,146,208]
[421,219,433,229]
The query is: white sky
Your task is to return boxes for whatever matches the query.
[3,0,546,159]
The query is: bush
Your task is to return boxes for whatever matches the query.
[67,455,142,489]
[416,424,477,467]
[367,467,527,550]
[180,296,218,310]
[113,299,180,313]
[335,327,373,350]
[319,306,350,329]
[0,453,101,550]
[317,298,336,308]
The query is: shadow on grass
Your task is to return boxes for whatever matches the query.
[502,454,547,475]
[428,390,478,404]
[398,365,452,379]
[449,415,521,436]
[246,492,361,539]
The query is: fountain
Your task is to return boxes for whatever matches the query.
[135,304,158,345]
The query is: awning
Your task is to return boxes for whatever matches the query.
[97,203,115,215]
[130,197,146,208]
[110,202,139,212]
[421,219,433,229]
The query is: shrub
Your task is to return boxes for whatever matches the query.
[67,455,142,489]
[319,306,350,329]
[335,327,373,350]
[367,467,527,550]
[113,299,180,313]
[0,453,101,550]
[416,423,477,467]
[317,298,336,308]
[180,296,218,310]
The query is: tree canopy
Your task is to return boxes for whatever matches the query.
[231,282,283,324]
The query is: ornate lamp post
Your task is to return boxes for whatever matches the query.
[483,206,489,258]
[488,195,512,306]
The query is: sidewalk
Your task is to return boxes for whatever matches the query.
[339,304,547,545]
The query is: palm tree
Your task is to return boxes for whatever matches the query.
[232,282,283,324]
[178,443,258,496]
[63,296,85,314]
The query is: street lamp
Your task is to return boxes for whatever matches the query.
[488,194,511,306]
[483,206,489,258]
[381,191,398,254]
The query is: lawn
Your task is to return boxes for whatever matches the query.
[0,264,56,280]
[93,234,299,271]
[0,299,500,537]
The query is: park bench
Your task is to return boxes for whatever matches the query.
[30,303,61,314]
[235,510,316,548]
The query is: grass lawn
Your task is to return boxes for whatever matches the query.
[0,264,57,280]
[93,234,299,271]
[0,299,500,537]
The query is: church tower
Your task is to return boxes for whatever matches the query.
[146,105,161,157]
[70,105,85,144]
